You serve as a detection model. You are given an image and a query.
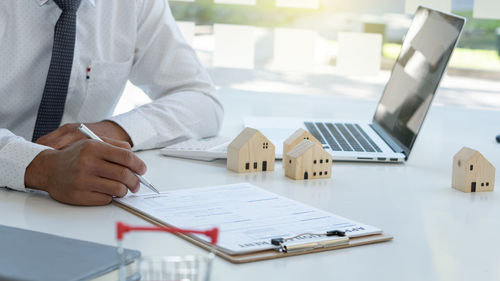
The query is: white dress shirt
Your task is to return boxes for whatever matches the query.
[0,0,223,191]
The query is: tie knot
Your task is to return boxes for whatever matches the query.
[53,0,82,12]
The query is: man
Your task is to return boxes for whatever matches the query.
[0,0,223,206]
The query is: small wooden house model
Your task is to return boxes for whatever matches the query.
[452,147,495,193]
[283,128,321,168]
[284,139,332,180]
[227,128,275,173]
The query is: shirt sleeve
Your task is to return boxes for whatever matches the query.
[108,0,224,151]
[0,129,51,192]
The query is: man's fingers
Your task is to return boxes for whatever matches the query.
[89,177,129,198]
[92,142,147,175]
[36,124,84,149]
[101,136,132,150]
[38,124,131,151]
[52,133,83,150]
[95,160,140,193]
[37,123,75,141]
[35,130,64,147]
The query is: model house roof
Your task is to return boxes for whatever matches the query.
[228,127,265,150]
[287,139,317,159]
[284,128,320,146]
[454,147,480,160]
[454,147,494,168]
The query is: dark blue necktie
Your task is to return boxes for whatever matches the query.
[32,0,82,142]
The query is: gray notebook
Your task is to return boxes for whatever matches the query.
[0,225,140,281]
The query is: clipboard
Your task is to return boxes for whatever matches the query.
[114,201,393,264]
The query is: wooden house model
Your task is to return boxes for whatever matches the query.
[227,128,275,173]
[284,139,332,180]
[283,128,321,168]
[452,147,495,193]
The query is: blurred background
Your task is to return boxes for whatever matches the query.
[117,0,500,115]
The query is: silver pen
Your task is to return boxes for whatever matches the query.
[77,124,160,194]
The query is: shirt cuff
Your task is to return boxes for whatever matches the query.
[107,111,157,151]
[0,139,51,192]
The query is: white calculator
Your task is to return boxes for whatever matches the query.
[160,136,231,161]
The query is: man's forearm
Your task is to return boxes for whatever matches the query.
[108,90,223,151]
[89,121,133,147]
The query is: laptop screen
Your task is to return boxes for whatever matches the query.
[373,7,465,153]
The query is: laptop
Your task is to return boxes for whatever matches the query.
[245,7,465,163]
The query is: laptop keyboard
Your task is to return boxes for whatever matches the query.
[304,122,382,153]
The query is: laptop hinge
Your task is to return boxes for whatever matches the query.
[369,123,407,159]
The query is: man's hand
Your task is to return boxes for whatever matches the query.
[25,139,146,206]
[36,121,133,150]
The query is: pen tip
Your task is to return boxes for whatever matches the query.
[150,184,160,194]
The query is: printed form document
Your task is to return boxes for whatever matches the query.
[116,183,381,254]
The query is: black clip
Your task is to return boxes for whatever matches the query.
[270,230,346,252]
[271,238,285,246]
[326,230,346,237]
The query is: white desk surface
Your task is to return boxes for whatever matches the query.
[2,87,500,281]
